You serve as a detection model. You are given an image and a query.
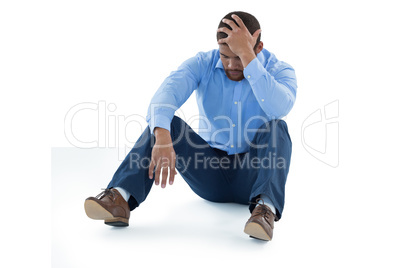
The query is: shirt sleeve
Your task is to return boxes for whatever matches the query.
[243,57,297,118]
[146,53,206,135]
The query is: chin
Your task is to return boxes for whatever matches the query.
[225,72,244,81]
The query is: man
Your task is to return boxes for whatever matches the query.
[84,11,297,241]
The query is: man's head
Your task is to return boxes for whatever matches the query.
[216,11,263,81]
[217,11,261,49]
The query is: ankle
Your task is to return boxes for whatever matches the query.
[113,187,130,202]
[257,194,276,215]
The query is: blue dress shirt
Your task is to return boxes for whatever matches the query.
[146,48,297,155]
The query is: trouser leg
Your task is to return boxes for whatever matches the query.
[106,123,154,210]
[107,116,234,210]
[230,119,292,220]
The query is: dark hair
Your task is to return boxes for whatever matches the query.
[216,11,261,49]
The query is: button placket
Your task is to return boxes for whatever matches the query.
[230,81,243,153]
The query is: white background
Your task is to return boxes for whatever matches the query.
[1,0,402,267]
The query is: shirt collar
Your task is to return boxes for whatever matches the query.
[215,58,224,69]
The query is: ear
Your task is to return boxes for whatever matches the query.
[254,41,264,54]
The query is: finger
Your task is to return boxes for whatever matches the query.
[169,168,175,185]
[169,155,176,185]
[222,18,238,30]
[217,38,228,44]
[160,156,169,188]
[148,158,155,179]
[154,161,162,186]
[161,166,168,188]
[231,14,246,29]
[217,27,231,35]
[253,29,262,39]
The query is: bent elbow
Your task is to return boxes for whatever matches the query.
[272,94,296,119]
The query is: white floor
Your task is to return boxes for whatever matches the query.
[52,148,401,268]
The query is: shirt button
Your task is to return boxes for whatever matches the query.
[247,75,251,79]
[234,101,238,104]
[230,145,234,148]
[232,124,236,127]
[261,99,265,102]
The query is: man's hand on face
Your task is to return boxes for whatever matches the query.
[217,14,261,67]
[148,128,177,188]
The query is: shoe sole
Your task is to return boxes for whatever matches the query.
[244,222,271,241]
[84,199,129,227]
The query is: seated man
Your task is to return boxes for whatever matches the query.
[84,11,297,241]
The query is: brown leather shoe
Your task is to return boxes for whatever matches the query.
[244,198,275,241]
[84,188,130,227]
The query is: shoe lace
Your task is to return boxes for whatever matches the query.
[249,198,273,222]
[95,188,116,200]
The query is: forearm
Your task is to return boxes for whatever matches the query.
[244,58,297,118]
[251,80,295,118]
[239,50,256,69]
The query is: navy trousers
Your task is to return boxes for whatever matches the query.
[107,116,292,220]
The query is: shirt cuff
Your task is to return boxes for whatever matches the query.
[148,114,172,135]
[243,57,266,85]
